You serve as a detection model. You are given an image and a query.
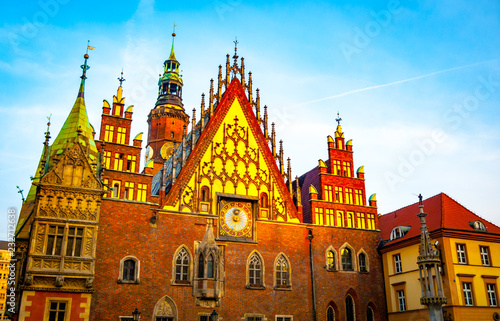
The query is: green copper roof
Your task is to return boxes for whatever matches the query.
[50,56,98,161]
[168,34,176,61]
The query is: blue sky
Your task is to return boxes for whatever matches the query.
[1,0,499,240]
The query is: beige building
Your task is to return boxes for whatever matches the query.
[379,193,500,321]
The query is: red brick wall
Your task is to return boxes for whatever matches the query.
[91,199,387,320]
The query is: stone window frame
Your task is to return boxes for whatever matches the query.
[325,246,338,272]
[241,313,268,321]
[339,243,356,272]
[273,252,292,290]
[275,316,293,321]
[357,249,369,273]
[171,245,193,286]
[43,297,72,321]
[246,250,266,289]
[118,256,140,284]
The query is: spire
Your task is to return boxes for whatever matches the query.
[169,25,177,61]
[156,27,183,108]
[50,51,98,162]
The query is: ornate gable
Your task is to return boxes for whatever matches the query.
[163,78,298,222]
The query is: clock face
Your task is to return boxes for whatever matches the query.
[160,142,174,159]
[145,146,154,162]
[219,201,253,238]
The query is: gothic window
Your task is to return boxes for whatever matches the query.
[248,252,264,288]
[260,192,269,208]
[326,306,335,321]
[198,253,204,278]
[275,254,291,289]
[341,247,353,271]
[207,254,215,278]
[112,182,120,198]
[326,249,337,271]
[201,186,210,202]
[119,256,140,284]
[174,247,191,284]
[358,252,367,272]
[153,295,177,321]
[345,295,355,321]
[65,227,83,257]
[367,306,374,321]
[48,301,67,321]
[46,225,64,256]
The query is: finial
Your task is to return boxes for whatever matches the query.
[233,37,239,60]
[17,186,25,203]
[172,24,177,37]
[117,69,126,87]
[335,112,342,126]
[418,194,423,206]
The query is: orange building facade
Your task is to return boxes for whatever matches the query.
[14,36,387,321]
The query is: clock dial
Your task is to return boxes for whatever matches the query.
[219,201,253,238]
[160,142,174,159]
[145,146,154,162]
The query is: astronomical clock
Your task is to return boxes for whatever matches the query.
[218,198,254,240]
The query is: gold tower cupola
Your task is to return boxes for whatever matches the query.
[156,31,183,108]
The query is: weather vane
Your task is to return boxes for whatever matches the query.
[335,112,342,126]
[117,69,126,87]
[172,23,177,37]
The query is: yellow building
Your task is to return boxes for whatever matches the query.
[379,193,500,321]
[0,241,11,320]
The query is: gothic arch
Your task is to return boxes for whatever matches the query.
[366,301,378,321]
[339,242,356,271]
[325,246,338,271]
[152,295,178,321]
[345,289,359,321]
[246,250,265,288]
[326,300,339,321]
[171,244,193,285]
[356,248,369,272]
[273,252,292,289]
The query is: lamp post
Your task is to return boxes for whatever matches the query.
[210,310,218,321]
[132,308,140,321]
[307,229,317,321]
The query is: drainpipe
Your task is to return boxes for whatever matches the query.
[308,229,317,321]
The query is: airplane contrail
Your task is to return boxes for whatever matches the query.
[293,59,498,107]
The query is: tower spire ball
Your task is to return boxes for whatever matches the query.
[172,23,177,37]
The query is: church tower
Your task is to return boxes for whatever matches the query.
[146,31,189,174]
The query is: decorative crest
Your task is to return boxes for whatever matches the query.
[233,37,239,60]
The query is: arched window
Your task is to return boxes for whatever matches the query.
[112,183,119,198]
[201,186,209,202]
[174,247,190,283]
[390,227,406,240]
[207,254,214,278]
[260,192,269,208]
[358,253,367,272]
[118,256,140,284]
[123,260,135,281]
[198,254,204,278]
[341,248,353,271]
[346,295,355,321]
[367,306,374,321]
[275,254,290,288]
[248,252,263,286]
[326,249,337,271]
[327,306,335,321]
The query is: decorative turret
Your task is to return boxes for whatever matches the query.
[156,31,183,107]
[416,194,447,321]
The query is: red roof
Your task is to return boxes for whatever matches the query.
[379,193,500,246]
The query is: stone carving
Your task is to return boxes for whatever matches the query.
[25,273,33,285]
[55,275,64,287]
[85,277,94,288]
